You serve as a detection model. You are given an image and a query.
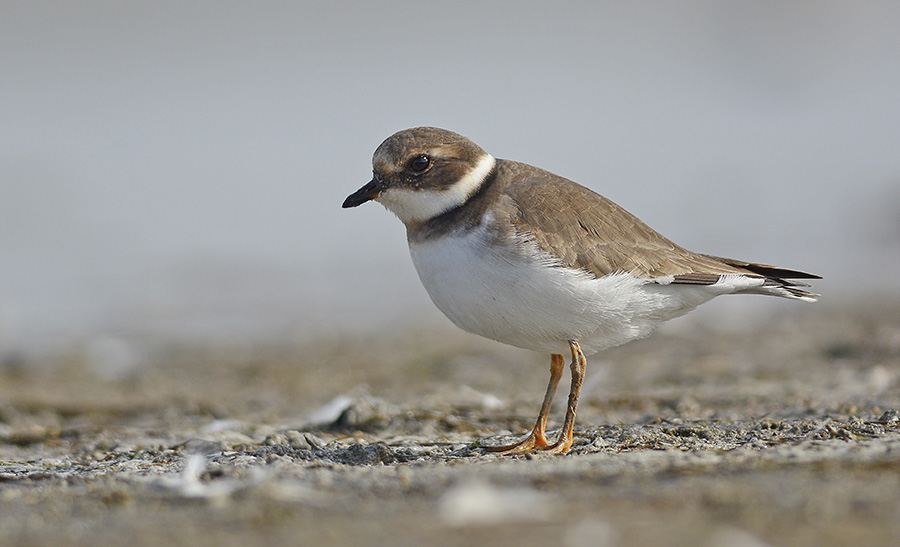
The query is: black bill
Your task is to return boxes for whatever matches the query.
[342,178,385,208]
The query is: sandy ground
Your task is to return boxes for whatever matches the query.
[1,301,899,546]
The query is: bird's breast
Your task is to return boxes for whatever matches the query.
[407,221,692,355]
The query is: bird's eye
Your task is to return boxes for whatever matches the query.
[408,155,431,173]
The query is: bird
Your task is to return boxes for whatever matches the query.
[342,127,820,455]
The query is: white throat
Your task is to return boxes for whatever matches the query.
[376,154,496,224]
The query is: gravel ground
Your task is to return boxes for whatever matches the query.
[1,302,899,546]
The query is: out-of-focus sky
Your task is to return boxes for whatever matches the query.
[2,2,899,351]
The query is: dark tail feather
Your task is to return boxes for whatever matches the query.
[702,254,821,301]
[772,285,820,300]
[703,255,821,283]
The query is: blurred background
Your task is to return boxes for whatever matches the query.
[2,1,898,361]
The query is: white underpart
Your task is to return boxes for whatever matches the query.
[738,277,818,302]
[653,273,815,302]
[377,154,496,224]
[409,214,779,356]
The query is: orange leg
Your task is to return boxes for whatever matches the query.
[487,353,565,454]
[545,340,587,454]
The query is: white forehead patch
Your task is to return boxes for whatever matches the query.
[376,153,496,224]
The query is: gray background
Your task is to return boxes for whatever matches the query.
[2,1,898,352]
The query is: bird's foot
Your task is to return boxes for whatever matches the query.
[485,430,550,455]
[543,431,574,455]
[486,429,573,455]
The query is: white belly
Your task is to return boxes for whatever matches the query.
[408,225,723,355]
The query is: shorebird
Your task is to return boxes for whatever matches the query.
[343,127,819,454]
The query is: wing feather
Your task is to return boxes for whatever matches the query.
[499,160,819,299]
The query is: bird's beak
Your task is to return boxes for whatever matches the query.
[342,178,385,208]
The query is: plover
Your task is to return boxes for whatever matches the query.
[343,127,820,455]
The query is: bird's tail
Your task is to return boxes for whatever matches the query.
[704,255,821,302]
